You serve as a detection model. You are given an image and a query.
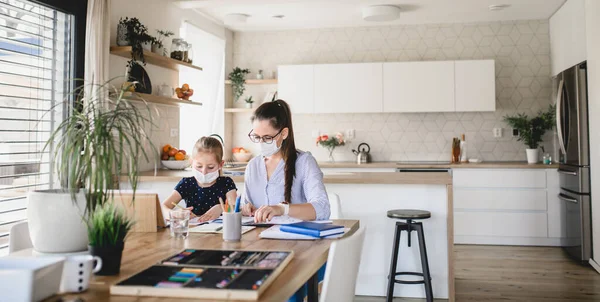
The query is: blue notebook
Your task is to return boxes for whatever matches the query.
[280,222,344,238]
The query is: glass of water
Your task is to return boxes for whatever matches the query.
[169,209,190,238]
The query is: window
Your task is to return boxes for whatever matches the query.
[0,0,74,255]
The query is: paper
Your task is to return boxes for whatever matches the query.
[189,223,256,234]
[259,225,350,240]
[211,215,302,225]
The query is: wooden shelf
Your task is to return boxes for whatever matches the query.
[122,92,202,107]
[110,46,203,72]
[225,79,277,85]
[224,108,254,113]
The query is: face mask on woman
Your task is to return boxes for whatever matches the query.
[193,169,219,184]
[259,140,281,157]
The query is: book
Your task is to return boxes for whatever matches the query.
[279,222,344,238]
[260,225,349,240]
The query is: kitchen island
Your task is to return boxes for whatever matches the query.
[121,169,454,300]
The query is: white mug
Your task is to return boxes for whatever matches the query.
[60,255,102,293]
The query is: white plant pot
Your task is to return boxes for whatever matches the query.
[27,190,89,253]
[526,148,539,164]
[245,103,253,108]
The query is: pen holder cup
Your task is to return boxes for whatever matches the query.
[222,212,242,242]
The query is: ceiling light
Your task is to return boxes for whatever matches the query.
[362,5,401,22]
[489,4,511,11]
[272,15,285,19]
[224,13,249,24]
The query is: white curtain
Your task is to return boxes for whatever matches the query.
[179,21,226,153]
[84,0,111,91]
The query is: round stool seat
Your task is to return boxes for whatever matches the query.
[387,209,431,220]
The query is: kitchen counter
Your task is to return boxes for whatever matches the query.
[130,169,452,185]
[229,161,558,169]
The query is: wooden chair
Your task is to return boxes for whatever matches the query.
[9,221,33,254]
[320,226,367,302]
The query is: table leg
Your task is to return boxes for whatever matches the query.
[307,271,319,302]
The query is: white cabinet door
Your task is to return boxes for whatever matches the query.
[277,65,314,114]
[455,60,496,112]
[550,0,586,76]
[383,61,455,112]
[314,63,383,113]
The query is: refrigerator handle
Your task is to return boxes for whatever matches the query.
[558,193,578,204]
[557,168,578,176]
[556,79,567,155]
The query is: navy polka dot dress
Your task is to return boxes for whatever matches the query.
[174,176,237,216]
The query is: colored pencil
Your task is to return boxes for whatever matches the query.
[234,196,241,213]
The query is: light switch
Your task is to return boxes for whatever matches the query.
[346,129,355,139]
[493,128,502,138]
[170,128,179,137]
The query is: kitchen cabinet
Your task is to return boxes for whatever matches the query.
[383,61,455,112]
[454,60,496,112]
[313,63,383,113]
[277,65,315,114]
[453,169,564,246]
[550,0,587,76]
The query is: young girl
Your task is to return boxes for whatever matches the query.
[163,136,237,222]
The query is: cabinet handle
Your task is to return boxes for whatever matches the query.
[557,169,577,176]
[558,193,578,204]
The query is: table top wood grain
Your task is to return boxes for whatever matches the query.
[46,220,360,302]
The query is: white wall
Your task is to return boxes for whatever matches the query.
[107,0,233,170]
[585,0,600,269]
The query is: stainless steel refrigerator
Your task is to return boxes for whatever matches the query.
[555,62,591,262]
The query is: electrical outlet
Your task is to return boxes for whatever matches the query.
[493,128,502,138]
[311,130,320,138]
[512,128,520,137]
[170,128,179,137]
[346,129,355,139]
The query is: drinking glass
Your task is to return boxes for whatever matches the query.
[169,209,190,238]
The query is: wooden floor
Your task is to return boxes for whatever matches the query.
[355,245,600,302]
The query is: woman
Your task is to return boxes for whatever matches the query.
[241,99,330,222]
[241,100,329,302]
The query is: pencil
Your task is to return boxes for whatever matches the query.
[171,202,187,211]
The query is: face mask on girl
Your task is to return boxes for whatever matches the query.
[193,169,219,184]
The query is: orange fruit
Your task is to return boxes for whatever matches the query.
[168,148,178,157]
[162,144,172,153]
[161,153,169,160]
[182,84,189,91]
[174,152,185,161]
[179,150,186,155]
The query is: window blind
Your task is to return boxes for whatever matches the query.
[0,0,73,255]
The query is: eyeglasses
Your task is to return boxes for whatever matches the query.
[248,128,283,144]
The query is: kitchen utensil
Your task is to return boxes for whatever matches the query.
[158,83,174,97]
[352,143,371,164]
[60,255,102,293]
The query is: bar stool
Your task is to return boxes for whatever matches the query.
[386,209,433,302]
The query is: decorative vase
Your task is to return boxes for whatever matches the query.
[526,148,539,164]
[116,24,129,46]
[89,243,124,276]
[256,70,264,80]
[327,147,336,163]
[245,102,253,109]
[142,41,151,52]
[27,190,88,253]
[151,43,163,55]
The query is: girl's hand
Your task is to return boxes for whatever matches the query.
[254,205,284,223]
[198,205,222,222]
[184,206,197,218]
[241,203,256,217]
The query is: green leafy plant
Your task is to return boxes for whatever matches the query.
[151,29,174,51]
[44,78,158,214]
[87,202,134,247]
[504,105,556,149]
[119,17,153,67]
[228,67,250,102]
[244,96,254,104]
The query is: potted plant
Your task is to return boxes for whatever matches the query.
[87,202,134,275]
[228,67,250,102]
[244,96,254,108]
[27,80,156,254]
[151,29,174,56]
[118,17,153,67]
[316,133,345,162]
[504,105,556,164]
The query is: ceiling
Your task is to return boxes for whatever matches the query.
[175,0,566,32]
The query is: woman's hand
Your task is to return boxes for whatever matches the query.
[241,203,257,217]
[198,205,222,222]
[254,205,284,223]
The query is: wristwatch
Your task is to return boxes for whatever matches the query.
[278,203,290,216]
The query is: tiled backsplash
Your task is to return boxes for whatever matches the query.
[231,20,554,162]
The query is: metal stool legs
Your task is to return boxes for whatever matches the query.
[386,221,433,302]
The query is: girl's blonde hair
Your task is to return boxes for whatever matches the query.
[192,136,224,163]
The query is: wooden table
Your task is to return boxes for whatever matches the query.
[47,220,360,302]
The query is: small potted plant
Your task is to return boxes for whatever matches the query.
[87,202,134,275]
[228,67,250,102]
[151,29,174,56]
[316,133,345,162]
[504,105,555,164]
[118,17,153,67]
[244,96,254,108]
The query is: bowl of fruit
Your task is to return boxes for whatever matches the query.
[161,144,190,170]
[232,147,252,162]
[175,84,194,101]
